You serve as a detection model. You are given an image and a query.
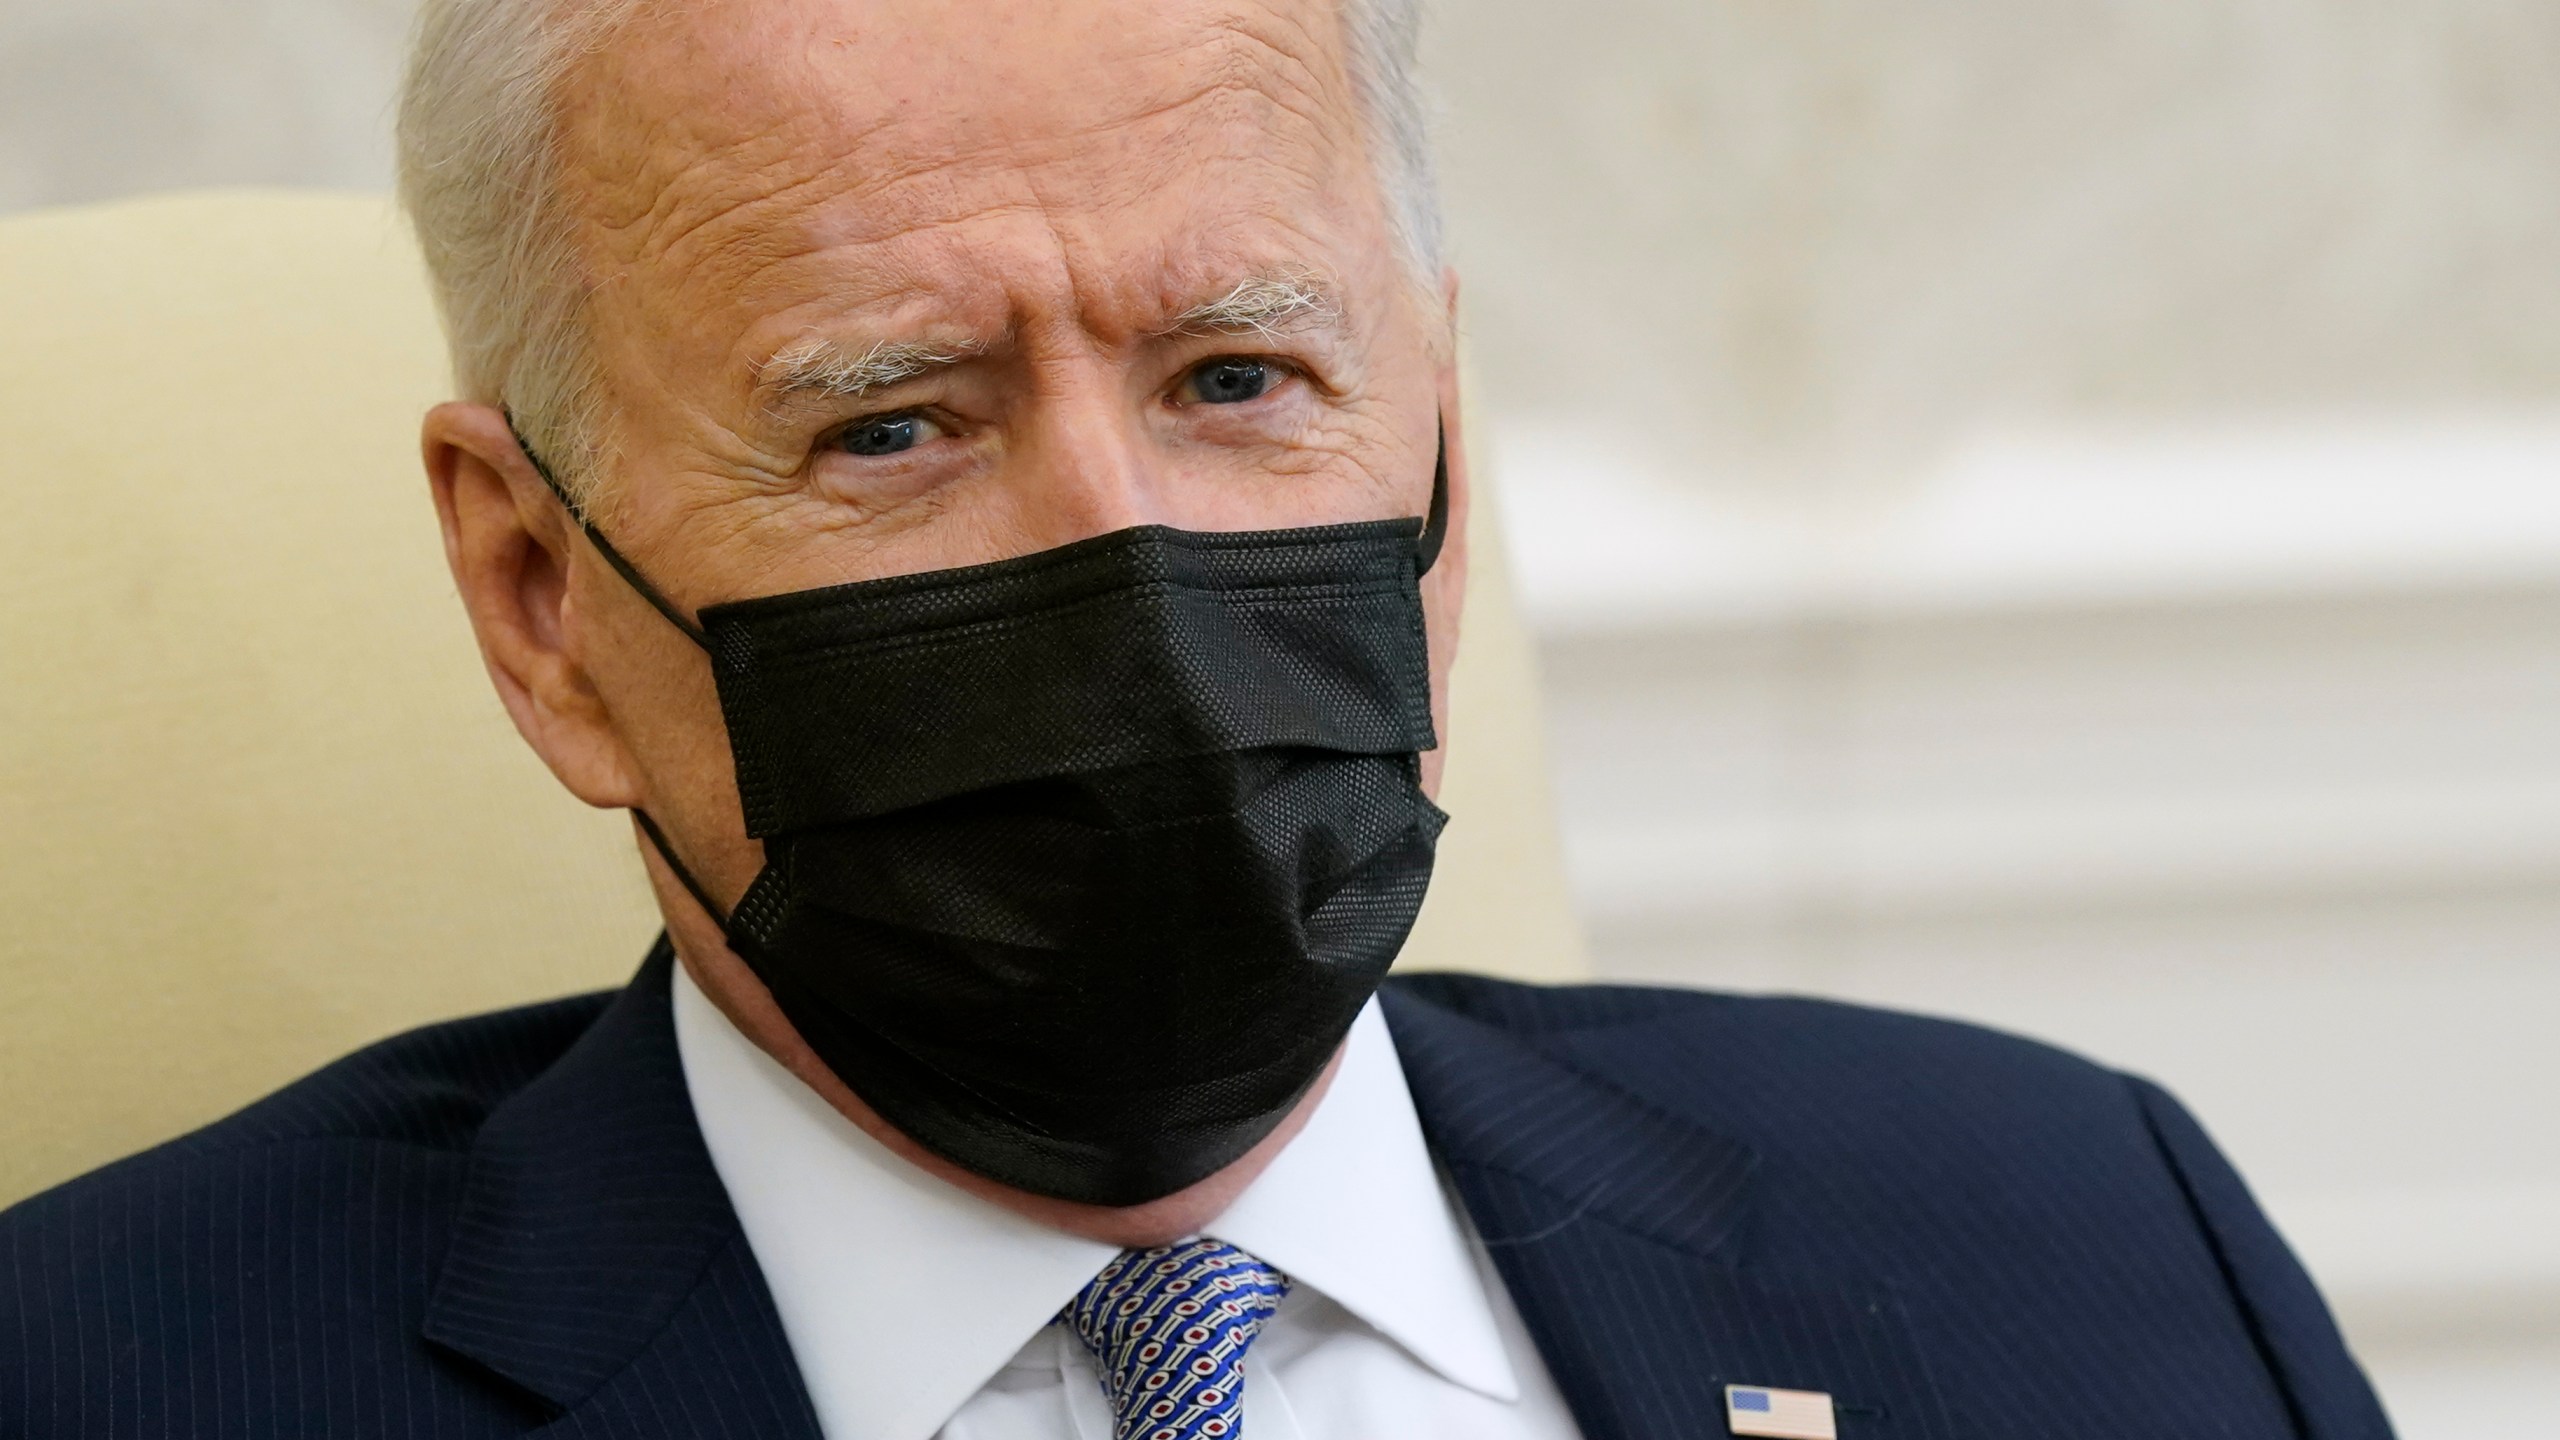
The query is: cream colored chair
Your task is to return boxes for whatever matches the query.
[0,190,1585,1208]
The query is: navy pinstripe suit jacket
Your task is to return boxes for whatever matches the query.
[3,943,2393,1439]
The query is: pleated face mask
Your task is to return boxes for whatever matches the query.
[520,428,1449,1205]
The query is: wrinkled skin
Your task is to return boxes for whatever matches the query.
[422,0,1469,1247]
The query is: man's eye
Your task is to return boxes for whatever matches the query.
[834,412,942,457]
[1181,357,1276,405]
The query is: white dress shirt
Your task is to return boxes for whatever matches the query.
[672,966,1586,1440]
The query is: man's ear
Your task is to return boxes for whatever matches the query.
[422,401,647,810]
[1418,267,1472,800]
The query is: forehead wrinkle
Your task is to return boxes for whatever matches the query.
[830,83,1320,247]
[592,145,877,297]
[1195,5,1338,129]
[834,12,1348,231]
[565,0,1391,434]
[564,18,898,261]
[578,0,1360,286]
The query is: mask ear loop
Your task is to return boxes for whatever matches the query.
[631,809,739,930]
[1416,420,1451,575]
[505,416,738,932]
[504,415,712,650]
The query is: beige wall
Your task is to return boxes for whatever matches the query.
[1428,0,2560,497]
[0,0,409,209]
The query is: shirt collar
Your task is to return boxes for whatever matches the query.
[673,968,1116,1440]
[673,968,1518,1440]
[1204,1000,1520,1402]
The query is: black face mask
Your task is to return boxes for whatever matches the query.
[518,429,1449,1205]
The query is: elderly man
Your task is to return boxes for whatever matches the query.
[2,0,2393,1437]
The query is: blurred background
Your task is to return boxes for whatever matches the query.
[5,0,2556,1433]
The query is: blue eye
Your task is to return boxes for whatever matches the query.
[838,413,930,456]
[1186,358,1273,405]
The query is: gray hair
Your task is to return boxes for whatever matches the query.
[395,0,1442,504]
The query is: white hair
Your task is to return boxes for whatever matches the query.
[395,0,1442,504]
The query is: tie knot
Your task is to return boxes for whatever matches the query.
[1064,1239,1290,1440]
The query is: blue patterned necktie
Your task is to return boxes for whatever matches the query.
[1064,1239,1291,1440]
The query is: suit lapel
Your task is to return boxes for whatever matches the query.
[423,941,822,1440]
[1382,981,1954,1440]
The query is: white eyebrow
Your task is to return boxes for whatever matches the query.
[757,336,980,403]
[1162,273,1341,339]
[755,273,1336,404]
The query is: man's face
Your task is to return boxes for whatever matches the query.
[542,0,1464,905]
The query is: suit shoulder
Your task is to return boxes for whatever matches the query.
[3,986,614,1226]
[0,991,615,1431]
[1389,968,2100,1060]
[1386,970,2133,1119]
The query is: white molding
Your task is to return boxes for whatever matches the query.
[2270,1183,2560,1348]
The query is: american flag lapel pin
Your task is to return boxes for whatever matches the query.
[1725,1383,1838,1440]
